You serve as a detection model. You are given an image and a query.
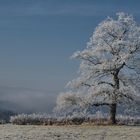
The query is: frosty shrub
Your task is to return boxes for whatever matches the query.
[10,114,56,125]
[10,113,85,125]
[54,92,86,117]
[10,113,140,125]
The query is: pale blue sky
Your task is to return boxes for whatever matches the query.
[0,0,140,112]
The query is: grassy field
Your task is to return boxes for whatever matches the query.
[0,124,139,140]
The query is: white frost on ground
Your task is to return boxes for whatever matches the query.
[0,124,139,140]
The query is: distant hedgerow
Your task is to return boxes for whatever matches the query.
[10,113,140,125]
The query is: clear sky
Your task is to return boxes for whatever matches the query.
[0,0,140,113]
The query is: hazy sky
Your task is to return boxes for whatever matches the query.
[0,0,140,113]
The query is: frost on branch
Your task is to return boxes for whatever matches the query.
[54,92,84,116]
[56,12,140,124]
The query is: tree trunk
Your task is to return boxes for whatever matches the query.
[109,103,117,124]
[109,71,119,124]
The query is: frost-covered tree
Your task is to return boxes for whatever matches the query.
[66,12,140,124]
[54,92,83,117]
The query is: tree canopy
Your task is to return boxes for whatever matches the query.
[55,12,140,124]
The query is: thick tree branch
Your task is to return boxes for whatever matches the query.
[91,102,110,106]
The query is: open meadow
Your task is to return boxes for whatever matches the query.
[0,124,139,140]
